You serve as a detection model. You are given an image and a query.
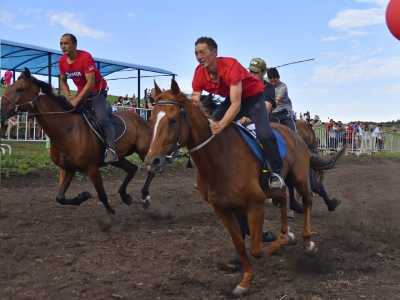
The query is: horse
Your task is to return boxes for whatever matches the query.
[200,94,343,213]
[294,119,343,211]
[144,79,339,296]
[0,69,155,221]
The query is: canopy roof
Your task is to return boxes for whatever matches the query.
[0,39,175,77]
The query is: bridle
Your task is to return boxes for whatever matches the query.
[2,88,75,116]
[154,99,215,153]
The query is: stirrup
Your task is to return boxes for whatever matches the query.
[268,172,285,189]
[104,147,119,163]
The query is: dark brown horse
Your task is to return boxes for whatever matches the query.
[0,69,155,219]
[294,119,342,211]
[144,80,338,296]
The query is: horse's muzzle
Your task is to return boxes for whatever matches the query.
[145,155,166,173]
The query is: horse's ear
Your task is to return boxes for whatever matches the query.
[171,78,181,95]
[23,68,31,78]
[153,80,162,96]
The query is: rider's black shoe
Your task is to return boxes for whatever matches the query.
[104,146,119,163]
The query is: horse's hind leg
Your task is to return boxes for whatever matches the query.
[140,171,155,209]
[87,167,115,215]
[112,158,138,206]
[310,169,341,211]
[56,169,92,206]
[294,176,317,255]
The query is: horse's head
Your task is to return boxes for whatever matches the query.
[0,68,40,128]
[144,79,189,173]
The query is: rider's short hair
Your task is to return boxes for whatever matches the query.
[195,37,218,51]
[267,67,280,80]
[62,33,78,46]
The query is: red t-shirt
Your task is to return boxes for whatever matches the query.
[192,57,264,99]
[59,50,107,94]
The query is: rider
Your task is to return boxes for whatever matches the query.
[248,57,276,113]
[192,37,285,190]
[267,67,296,131]
[58,33,118,163]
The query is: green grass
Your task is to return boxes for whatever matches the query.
[0,141,189,176]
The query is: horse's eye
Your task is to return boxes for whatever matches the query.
[169,118,177,125]
[16,87,24,92]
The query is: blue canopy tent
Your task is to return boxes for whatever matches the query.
[1,39,176,104]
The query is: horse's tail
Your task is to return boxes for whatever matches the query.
[310,147,345,171]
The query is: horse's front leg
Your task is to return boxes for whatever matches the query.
[56,169,92,206]
[111,158,138,206]
[140,171,155,209]
[212,205,253,297]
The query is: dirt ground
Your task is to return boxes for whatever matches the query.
[1,157,400,300]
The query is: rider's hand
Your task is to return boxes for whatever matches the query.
[209,120,224,135]
[69,97,81,108]
[239,116,251,125]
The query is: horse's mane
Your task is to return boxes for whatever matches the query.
[30,76,73,111]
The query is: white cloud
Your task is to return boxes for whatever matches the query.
[354,0,388,7]
[311,56,400,84]
[127,12,136,18]
[0,9,31,30]
[329,8,384,30]
[48,12,109,40]
[325,0,388,42]
[321,30,368,42]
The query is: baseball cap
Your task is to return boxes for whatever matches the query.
[249,57,267,73]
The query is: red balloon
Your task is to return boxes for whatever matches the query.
[386,0,400,40]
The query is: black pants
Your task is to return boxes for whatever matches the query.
[270,109,296,131]
[212,93,283,171]
[90,91,116,146]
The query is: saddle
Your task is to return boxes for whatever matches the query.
[76,101,126,145]
[234,122,287,162]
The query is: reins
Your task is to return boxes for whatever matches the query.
[154,100,215,153]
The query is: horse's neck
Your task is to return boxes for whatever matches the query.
[185,102,213,149]
[185,102,227,177]
[34,96,78,140]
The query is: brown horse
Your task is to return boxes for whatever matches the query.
[0,69,155,218]
[144,79,338,296]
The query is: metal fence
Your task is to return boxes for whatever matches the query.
[2,111,400,155]
[1,107,152,142]
[314,127,400,154]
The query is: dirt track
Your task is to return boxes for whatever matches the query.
[1,157,400,299]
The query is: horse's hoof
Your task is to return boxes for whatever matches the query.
[287,231,297,245]
[232,285,249,297]
[142,195,151,209]
[327,198,341,211]
[304,241,318,256]
[121,194,133,206]
[78,191,92,202]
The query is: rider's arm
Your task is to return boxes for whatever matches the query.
[219,81,242,129]
[59,74,72,100]
[74,72,95,105]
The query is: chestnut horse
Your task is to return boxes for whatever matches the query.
[1,69,155,217]
[144,80,337,295]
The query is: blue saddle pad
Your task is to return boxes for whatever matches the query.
[234,123,287,162]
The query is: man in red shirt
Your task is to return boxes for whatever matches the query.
[59,33,118,163]
[192,37,284,190]
[3,70,13,86]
